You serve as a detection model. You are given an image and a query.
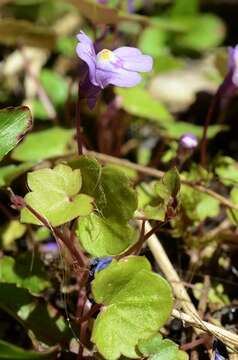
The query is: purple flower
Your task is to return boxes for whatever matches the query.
[180,133,198,150]
[128,0,134,13]
[228,45,238,87]
[76,31,153,90]
[97,0,108,4]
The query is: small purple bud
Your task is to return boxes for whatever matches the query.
[97,0,108,4]
[180,133,198,150]
[40,242,59,254]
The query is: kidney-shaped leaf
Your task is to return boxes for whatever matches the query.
[21,164,93,226]
[0,106,32,161]
[92,256,173,360]
[138,334,188,360]
[77,213,137,257]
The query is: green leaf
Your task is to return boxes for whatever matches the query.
[215,156,238,186]
[181,185,220,223]
[0,106,32,161]
[0,19,56,49]
[116,87,173,124]
[0,162,34,187]
[12,127,74,162]
[1,220,26,250]
[170,0,198,16]
[21,164,94,226]
[70,156,103,198]
[0,283,71,346]
[56,35,77,57]
[98,165,138,223]
[163,121,227,140]
[138,334,188,360]
[138,170,180,221]
[159,168,180,198]
[77,213,137,257]
[176,15,225,52]
[138,26,168,57]
[74,156,137,224]
[92,256,173,360]
[0,340,58,359]
[229,188,238,225]
[0,254,50,294]
[40,69,69,106]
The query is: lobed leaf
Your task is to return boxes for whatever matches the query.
[92,257,173,360]
[75,156,138,224]
[138,334,188,360]
[77,213,137,257]
[20,164,94,226]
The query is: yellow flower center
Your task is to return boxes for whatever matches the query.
[97,49,114,61]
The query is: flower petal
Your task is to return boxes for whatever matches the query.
[76,31,98,86]
[95,68,142,88]
[123,54,153,72]
[113,47,142,57]
[76,31,95,52]
[113,47,153,72]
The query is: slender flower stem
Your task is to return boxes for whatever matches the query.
[9,191,86,269]
[200,82,225,167]
[200,95,217,167]
[26,203,86,268]
[76,82,83,156]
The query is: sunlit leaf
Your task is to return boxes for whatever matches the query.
[116,87,173,124]
[40,69,69,106]
[215,156,238,186]
[163,121,227,140]
[138,334,188,360]
[176,15,225,52]
[181,185,220,223]
[92,256,173,360]
[77,213,137,257]
[75,156,138,224]
[0,106,32,161]
[12,127,74,162]
[21,164,94,226]
[1,220,26,250]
